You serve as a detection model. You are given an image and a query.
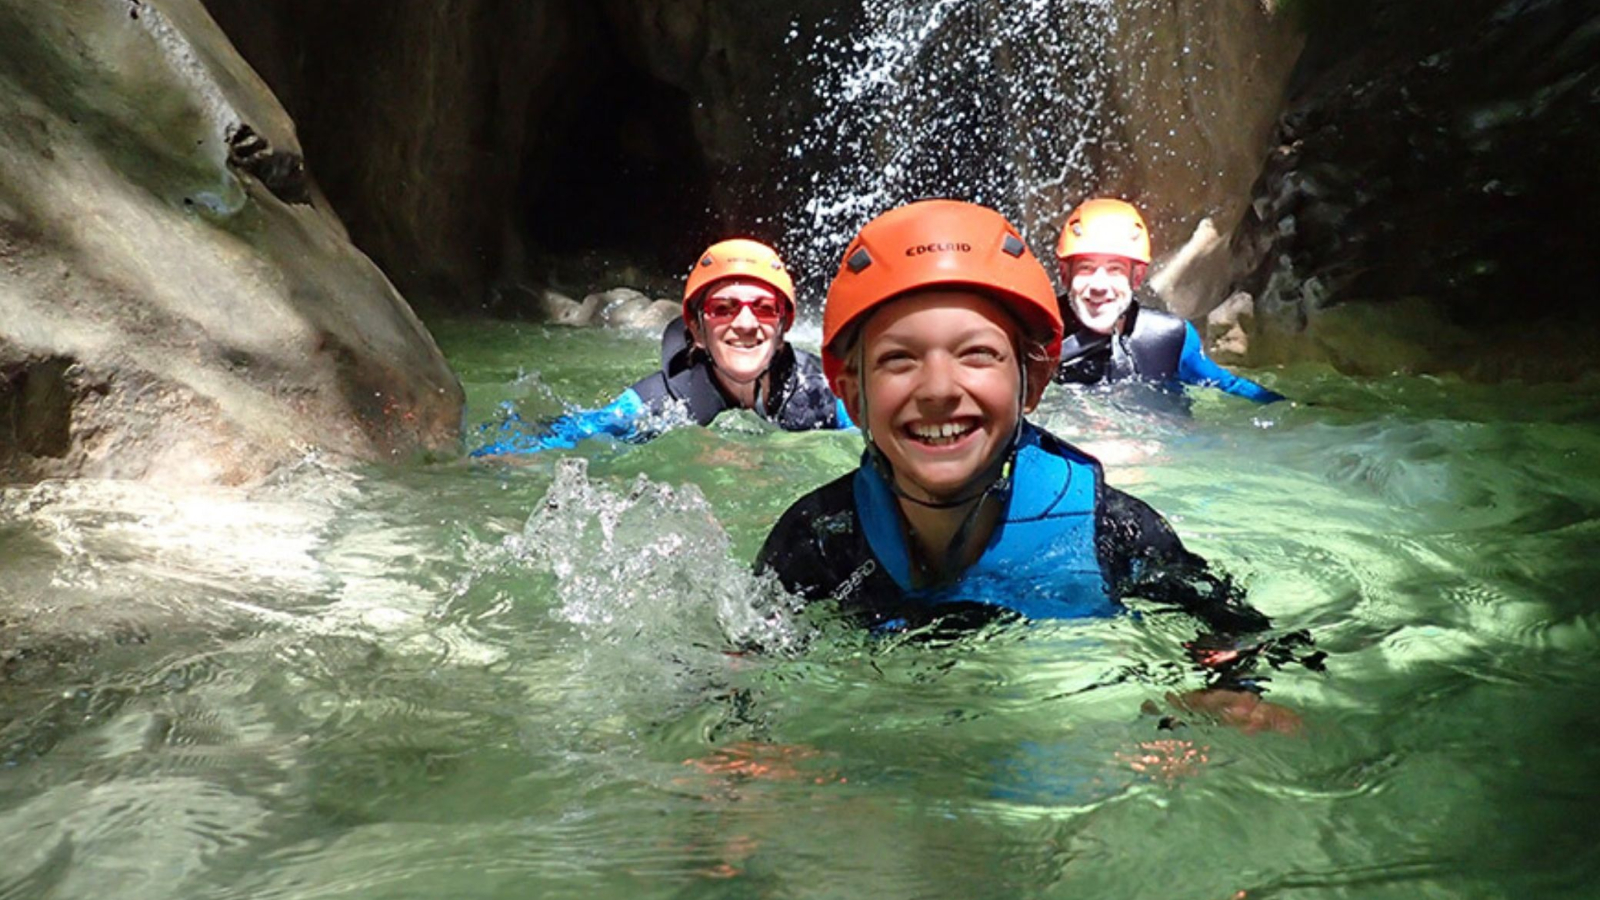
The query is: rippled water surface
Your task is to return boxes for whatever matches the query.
[4,320,1599,899]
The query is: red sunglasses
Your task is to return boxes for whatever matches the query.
[701,295,787,324]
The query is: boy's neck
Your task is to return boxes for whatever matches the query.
[897,495,1001,586]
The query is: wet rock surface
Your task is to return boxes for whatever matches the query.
[204,0,811,311]
[1100,1,1305,323]
[0,0,463,485]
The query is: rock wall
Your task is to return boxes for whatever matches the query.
[1106,1,1305,321]
[205,1,578,309]
[206,0,1304,323]
[0,0,463,485]
[205,0,786,308]
[1226,0,1600,379]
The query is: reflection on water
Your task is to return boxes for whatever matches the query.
[3,324,1600,899]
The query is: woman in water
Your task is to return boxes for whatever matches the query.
[474,239,849,455]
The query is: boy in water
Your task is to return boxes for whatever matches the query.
[474,239,849,455]
[756,200,1313,727]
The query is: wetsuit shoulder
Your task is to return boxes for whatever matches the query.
[1053,292,1113,385]
[1122,304,1187,380]
[770,345,847,431]
[756,472,861,599]
[660,317,693,370]
[1095,484,1270,634]
[633,321,729,426]
[628,321,692,408]
[755,471,908,625]
[627,370,672,407]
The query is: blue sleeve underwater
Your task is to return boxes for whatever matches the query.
[1175,323,1286,404]
[470,389,649,456]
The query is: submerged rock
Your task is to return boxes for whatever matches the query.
[1204,291,1260,363]
[0,0,463,485]
[589,288,678,331]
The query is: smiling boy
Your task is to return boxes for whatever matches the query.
[754,201,1307,707]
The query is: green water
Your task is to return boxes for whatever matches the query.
[3,319,1599,899]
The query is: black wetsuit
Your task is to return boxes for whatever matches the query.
[757,422,1270,636]
[756,422,1320,688]
[1054,298,1285,403]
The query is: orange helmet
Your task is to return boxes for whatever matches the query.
[682,238,796,329]
[1055,198,1152,264]
[821,199,1063,392]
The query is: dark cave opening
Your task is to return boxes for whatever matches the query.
[205,1,721,311]
[517,25,716,298]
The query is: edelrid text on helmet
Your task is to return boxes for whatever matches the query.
[905,242,973,256]
[821,199,1063,394]
[682,238,796,330]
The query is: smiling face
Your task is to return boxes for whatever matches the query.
[837,290,1033,504]
[1063,253,1137,335]
[690,279,787,389]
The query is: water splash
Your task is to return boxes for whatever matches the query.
[519,458,802,653]
[777,0,1120,301]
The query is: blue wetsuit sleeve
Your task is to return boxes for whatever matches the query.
[834,398,855,430]
[1175,323,1285,404]
[471,389,649,455]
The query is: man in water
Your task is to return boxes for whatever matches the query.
[473,239,850,455]
[1053,198,1285,403]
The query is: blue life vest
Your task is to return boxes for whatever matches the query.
[853,424,1120,620]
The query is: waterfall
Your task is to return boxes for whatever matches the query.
[777,0,1122,305]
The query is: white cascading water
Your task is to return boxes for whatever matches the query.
[775,0,1121,303]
